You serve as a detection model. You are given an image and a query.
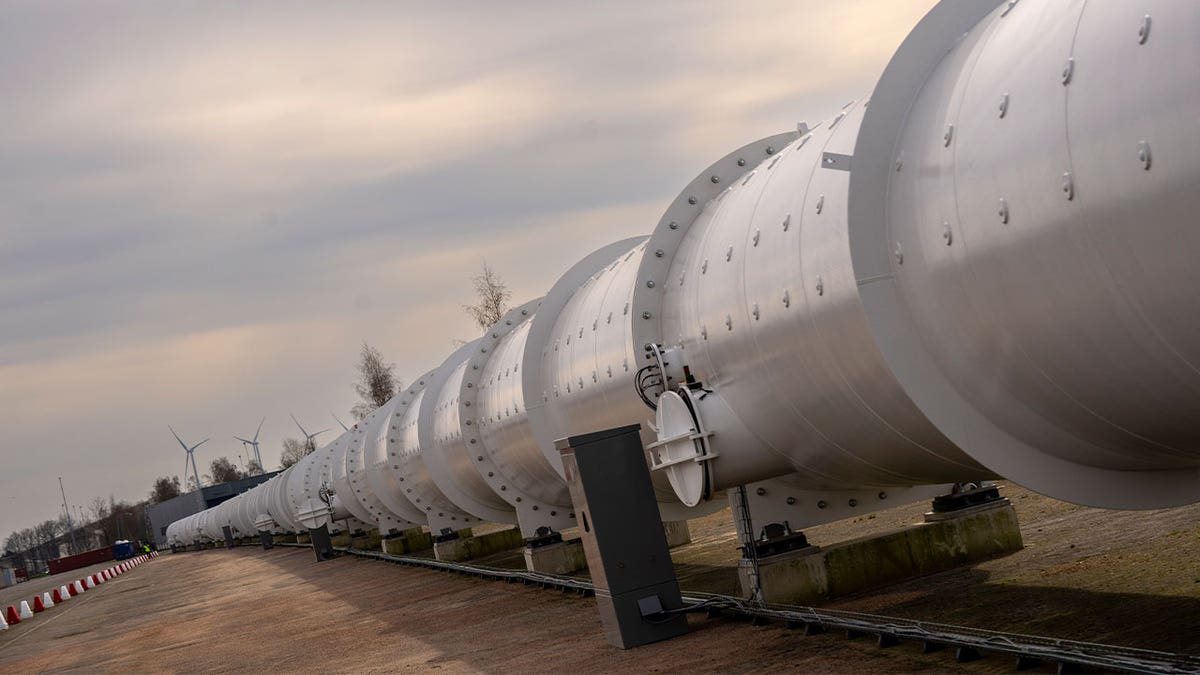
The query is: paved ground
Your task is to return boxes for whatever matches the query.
[0,558,134,613]
[0,485,1196,673]
[0,546,1006,674]
[671,484,1200,655]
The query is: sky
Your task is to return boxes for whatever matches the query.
[0,0,938,540]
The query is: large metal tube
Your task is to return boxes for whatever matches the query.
[652,101,985,505]
[848,0,1200,508]
[167,0,1200,546]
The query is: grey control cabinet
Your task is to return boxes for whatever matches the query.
[556,424,689,649]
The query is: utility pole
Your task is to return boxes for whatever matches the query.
[59,477,78,554]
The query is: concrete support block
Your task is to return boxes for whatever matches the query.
[295,532,312,545]
[433,527,523,562]
[663,520,692,548]
[381,528,433,555]
[739,501,1023,605]
[330,531,353,548]
[350,530,382,551]
[523,539,587,574]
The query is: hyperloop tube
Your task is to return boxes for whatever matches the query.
[385,373,483,534]
[329,434,376,526]
[339,420,416,533]
[848,0,1200,508]
[636,0,1200,510]
[419,336,522,526]
[363,397,429,528]
[345,402,419,532]
[645,104,990,504]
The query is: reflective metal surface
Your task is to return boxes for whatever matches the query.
[851,0,1200,508]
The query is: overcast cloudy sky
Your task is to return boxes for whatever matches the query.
[0,0,937,539]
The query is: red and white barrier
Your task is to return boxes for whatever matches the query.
[2,553,157,632]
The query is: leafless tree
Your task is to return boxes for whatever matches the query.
[246,458,263,476]
[462,261,512,331]
[279,437,311,469]
[351,342,401,420]
[88,496,110,524]
[209,457,245,484]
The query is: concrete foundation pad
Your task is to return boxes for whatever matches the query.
[381,528,433,555]
[350,531,382,551]
[739,501,1023,605]
[523,539,587,574]
[664,520,692,548]
[433,527,523,562]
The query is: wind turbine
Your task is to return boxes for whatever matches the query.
[169,425,208,491]
[233,417,266,475]
[290,414,329,452]
[332,412,349,431]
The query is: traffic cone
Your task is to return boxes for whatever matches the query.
[5,605,19,624]
[52,587,64,603]
[68,582,79,596]
[41,592,54,608]
[0,611,7,630]
[89,575,98,587]
[21,599,36,617]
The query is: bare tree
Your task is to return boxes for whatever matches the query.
[462,261,512,331]
[209,457,245,484]
[149,476,182,504]
[351,342,401,421]
[88,496,110,525]
[246,458,263,476]
[279,437,311,469]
